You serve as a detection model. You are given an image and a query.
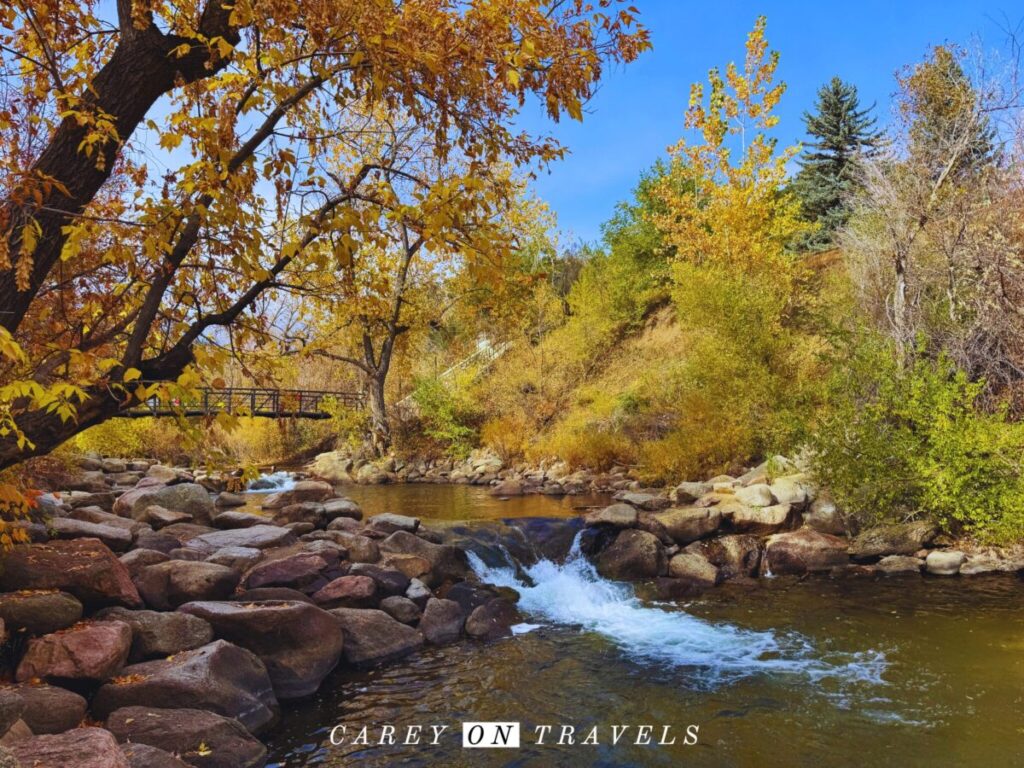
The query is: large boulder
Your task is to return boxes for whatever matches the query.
[0,539,142,608]
[16,620,131,682]
[330,608,423,665]
[728,503,796,535]
[95,607,214,661]
[651,508,721,544]
[11,727,130,768]
[178,601,343,700]
[113,483,215,526]
[378,531,469,586]
[764,527,849,574]
[134,561,240,610]
[584,503,638,529]
[261,480,333,510]
[11,683,86,734]
[685,534,762,579]
[849,521,939,559]
[419,598,464,645]
[595,529,666,580]
[184,525,297,554]
[92,640,278,733]
[0,591,82,635]
[108,706,266,768]
[48,518,133,551]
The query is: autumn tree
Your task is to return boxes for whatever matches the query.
[0,0,649,470]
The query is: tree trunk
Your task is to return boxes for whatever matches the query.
[366,370,391,456]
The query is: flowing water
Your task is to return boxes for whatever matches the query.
[253,478,1024,767]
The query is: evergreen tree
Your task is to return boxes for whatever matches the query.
[794,77,882,249]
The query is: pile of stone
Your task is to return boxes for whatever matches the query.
[577,458,1024,597]
[0,458,519,767]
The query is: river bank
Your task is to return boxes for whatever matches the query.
[0,454,1021,766]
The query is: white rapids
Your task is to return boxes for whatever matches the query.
[468,535,887,689]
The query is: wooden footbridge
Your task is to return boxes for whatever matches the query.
[117,384,364,419]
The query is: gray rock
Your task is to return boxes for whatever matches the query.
[0,591,82,635]
[584,503,638,528]
[464,598,518,640]
[418,598,465,645]
[366,513,421,535]
[764,527,849,574]
[214,491,247,508]
[378,531,469,586]
[803,496,847,535]
[849,521,939,559]
[596,529,666,580]
[121,743,191,768]
[12,683,86,734]
[673,482,712,504]
[651,508,721,544]
[261,480,333,510]
[323,498,363,521]
[876,555,924,575]
[48,518,132,551]
[925,550,965,576]
[138,505,193,529]
[615,492,671,511]
[135,561,240,610]
[95,607,214,661]
[379,596,421,625]
[734,484,774,508]
[685,534,762,579]
[330,608,424,665]
[113,483,215,526]
[959,555,1024,576]
[211,511,268,529]
[666,553,720,591]
[728,503,796,535]
[185,525,297,554]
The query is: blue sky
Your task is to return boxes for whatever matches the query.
[518,1,1023,245]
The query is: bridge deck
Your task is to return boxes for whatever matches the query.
[116,385,363,419]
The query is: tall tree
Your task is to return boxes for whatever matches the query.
[0,0,649,470]
[794,77,881,249]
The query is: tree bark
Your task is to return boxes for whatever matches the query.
[366,369,390,456]
[0,1,239,334]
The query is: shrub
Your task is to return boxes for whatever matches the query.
[810,338,1024,543]
[410,375,481,458]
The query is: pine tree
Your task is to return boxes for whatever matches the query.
[794,77,882,249]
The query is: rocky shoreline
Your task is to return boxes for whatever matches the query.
[311,447,1024,584]
[0,451,1020,766]
[0,458,520,767]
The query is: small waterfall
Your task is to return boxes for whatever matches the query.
[246,471,297,493]
[469,533,887,689]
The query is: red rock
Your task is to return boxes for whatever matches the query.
[16,620,132,682]
[12,727,130,768]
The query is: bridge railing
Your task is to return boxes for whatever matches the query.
[117,384,364,419]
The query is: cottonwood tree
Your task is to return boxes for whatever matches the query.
[0,0,649,470]
[843,43,1024,396]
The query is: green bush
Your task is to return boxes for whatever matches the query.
[810,337,1024,543]
[410,375,481,458]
